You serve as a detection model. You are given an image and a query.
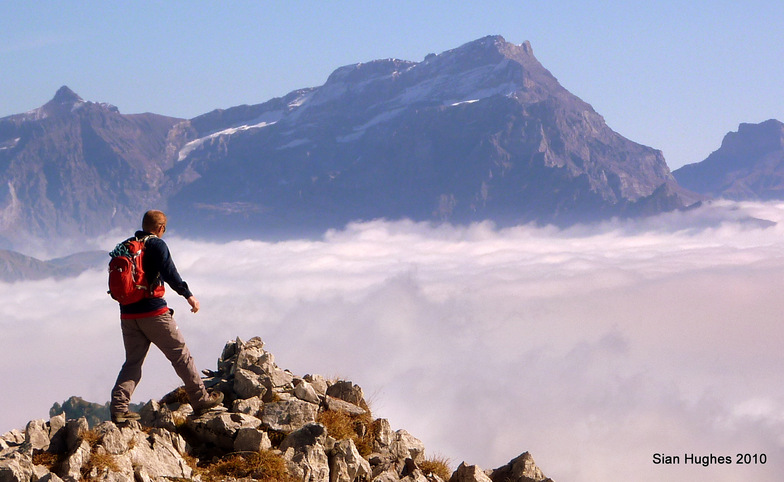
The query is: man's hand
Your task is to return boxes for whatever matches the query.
[187,296,200,313]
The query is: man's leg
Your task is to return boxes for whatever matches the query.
[140,310,210,407]
[110,318,151,415]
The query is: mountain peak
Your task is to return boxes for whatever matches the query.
[50,86,83,105]
[39,85,86,117]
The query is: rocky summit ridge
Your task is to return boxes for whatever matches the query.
[0,336,553,482]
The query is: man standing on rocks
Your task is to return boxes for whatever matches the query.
[109,210,223,423]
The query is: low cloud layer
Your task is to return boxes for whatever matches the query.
[2,200,784,481]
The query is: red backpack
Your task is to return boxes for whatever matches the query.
[108,235,165,305]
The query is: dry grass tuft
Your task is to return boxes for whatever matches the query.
[81,428,101,447]
[160,386,190,405]
[316,409,377,456]
[419,454,453,481]
[32,450,61,471]
[316,410,357,441]
[200,450,297,482]
[82,450,120,479]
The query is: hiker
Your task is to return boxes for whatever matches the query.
[109,210,222,423]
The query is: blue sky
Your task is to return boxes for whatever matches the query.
[2,1,783,169]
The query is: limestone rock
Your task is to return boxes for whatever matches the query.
[186,411,262,451]
[35,471,64,482]
[47,413,67,454]
[151,402,194,432]
[326,380,366,407]
[490,452,552,482]
[372,419,395,452]
[124,428,192,480]
[138,399,161,427]
[262,398,319,433]
[281,424,332,482]
[450,462,493,482]
[280,423,330,452]
[371,469,400,482]
[330,439,372,482]
[304,374,329,396]
[401,470,429,482]
[24,419,49,451]
[234,427,272,452]
[391,430,425,464]
[0,451,35,482]
[64,418,89,453]
[0,335,556,482]
[60,439,91,481]
[94,422,129,455]
[1,430,24,445]
[234,367,268,399]
[325,396,366,416]
[232,396,264,417]
[294,380,322,404]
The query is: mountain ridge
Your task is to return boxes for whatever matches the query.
[0,86,187,249]
[0,35,700,249]
[0,249,104,282]
[165,35,698,238]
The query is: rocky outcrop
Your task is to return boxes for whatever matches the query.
[0,336,553,482]
[673,119,784,200]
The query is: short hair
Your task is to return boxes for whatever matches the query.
[142,210,167,232]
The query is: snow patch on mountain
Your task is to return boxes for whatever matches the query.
[178,110,283,161]
[450,99,480,107]
[276,138,311,150]
[0,138,21,151]
[287,90,314,110]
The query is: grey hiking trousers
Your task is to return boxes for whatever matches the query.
[110,309,209,414]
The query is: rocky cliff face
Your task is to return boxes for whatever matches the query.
[0,337,553,482]
[673,119,784,200]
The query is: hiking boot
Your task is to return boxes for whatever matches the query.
[193,391,224,415]
[111,411,141,424]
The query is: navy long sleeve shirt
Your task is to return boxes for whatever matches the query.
[119,231,193,318]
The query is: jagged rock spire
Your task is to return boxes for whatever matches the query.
[50,86,83,105]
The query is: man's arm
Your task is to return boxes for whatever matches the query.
[147,238,194,299]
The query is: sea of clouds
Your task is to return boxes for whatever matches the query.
[2,200,783,481]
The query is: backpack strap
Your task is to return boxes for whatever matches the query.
[135,234,158,243]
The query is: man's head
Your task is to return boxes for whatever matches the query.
[142,210,167,236]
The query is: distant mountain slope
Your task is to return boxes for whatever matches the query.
[0,36,700,248]
[0,249,104,282]
[673,119,784,200]
[0,86,189,247]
